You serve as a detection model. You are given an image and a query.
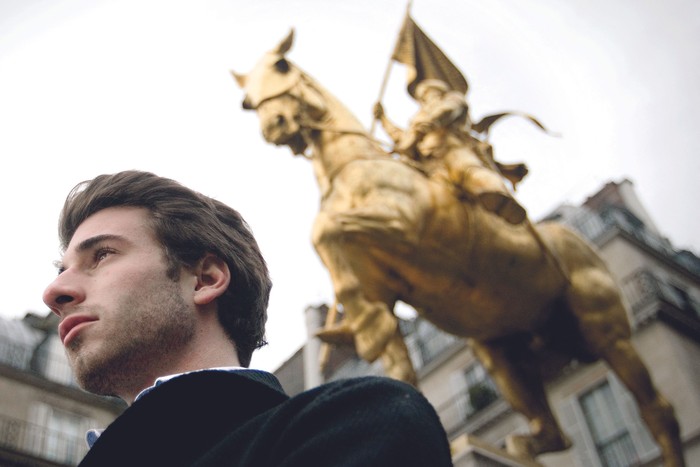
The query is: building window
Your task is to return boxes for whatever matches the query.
[45,407,86,464]
[449,363,499,421]
[580,382,638,466]
[404,319,460,370]
[559,374,657,467]
[464,364,499,414]
[26,403,92,465]
[669,284,699,318]
[437,363,501,435]
[32,334,75,385]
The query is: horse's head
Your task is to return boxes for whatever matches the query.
[233,29,327,155]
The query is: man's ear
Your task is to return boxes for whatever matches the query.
[193,254,231,306]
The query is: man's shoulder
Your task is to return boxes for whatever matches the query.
[294,375,418,400]
[189,375,453,466]
[312,375,417,395]
[259,376,452,465]
[286,376,441,427]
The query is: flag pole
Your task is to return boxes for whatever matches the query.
[370,0,412,135]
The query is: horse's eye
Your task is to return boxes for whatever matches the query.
[274,58,290,73]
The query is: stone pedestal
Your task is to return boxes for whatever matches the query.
[451,434,543,467]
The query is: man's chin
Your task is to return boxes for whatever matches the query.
[69,349,115,395]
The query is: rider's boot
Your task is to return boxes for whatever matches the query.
[479,192,527,225]
[461,167,527,224]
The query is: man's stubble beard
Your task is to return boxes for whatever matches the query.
[67,278,197,398]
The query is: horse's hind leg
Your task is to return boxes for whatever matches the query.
[601,338,684,466]
[567,268,685,466]
[471,338,571,459]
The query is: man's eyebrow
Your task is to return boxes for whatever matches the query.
[74,234,126,253]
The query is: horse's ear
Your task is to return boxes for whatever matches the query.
[274,28,295,56]
[230,70,246,88]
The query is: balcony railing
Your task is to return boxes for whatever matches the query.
[0,413,86,466]
[558,205,700,279]
[621,268,700,327]
[434,387,509,438]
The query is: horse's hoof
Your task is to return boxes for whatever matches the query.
[506,431,572,460]
[506,434,537,460]
[353,310,398,362]
[315,323,355,345]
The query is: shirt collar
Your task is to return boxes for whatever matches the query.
[132,366,246,402]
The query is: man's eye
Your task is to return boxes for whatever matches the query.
[53,260,66,275]
[94,248,115,263]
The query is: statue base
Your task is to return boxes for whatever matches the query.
[451,434,543,467]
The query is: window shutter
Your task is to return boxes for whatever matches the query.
[608,374,659,461]
[25,402,50,456]
[450,369,469,419]
[558,396,601,467]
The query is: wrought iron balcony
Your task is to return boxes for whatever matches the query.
[0,413,86,466]
[620,268,700,329]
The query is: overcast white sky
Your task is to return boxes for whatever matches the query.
[1,0,698,372]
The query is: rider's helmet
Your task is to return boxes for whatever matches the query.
[415,79,451,102]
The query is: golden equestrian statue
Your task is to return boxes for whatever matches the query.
[232,30,685,466]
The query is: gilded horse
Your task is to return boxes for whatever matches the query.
[233,31,685,465]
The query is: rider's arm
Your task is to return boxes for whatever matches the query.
[373,102,405,144]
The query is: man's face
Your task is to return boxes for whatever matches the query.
[43,206,197,399]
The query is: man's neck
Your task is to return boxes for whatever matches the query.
[120,352,241,404]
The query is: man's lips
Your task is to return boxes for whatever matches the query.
[59,315,97,345]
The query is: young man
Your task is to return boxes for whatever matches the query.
[43,170,453,466]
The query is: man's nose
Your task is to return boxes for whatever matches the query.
[43,271,85,316]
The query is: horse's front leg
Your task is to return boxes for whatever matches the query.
[312,230,395,357]
[313,222,417,384]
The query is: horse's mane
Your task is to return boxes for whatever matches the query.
[292,64,381,145]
